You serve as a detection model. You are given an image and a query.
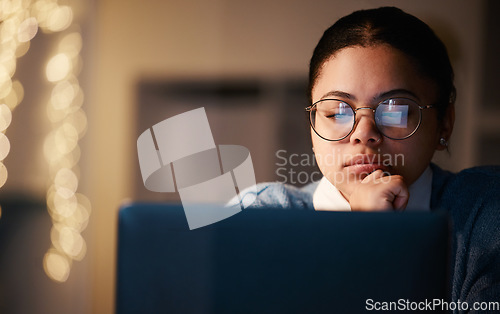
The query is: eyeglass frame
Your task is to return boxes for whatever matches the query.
[305,97,436,141]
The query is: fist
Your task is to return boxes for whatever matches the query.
[349,170,409,211]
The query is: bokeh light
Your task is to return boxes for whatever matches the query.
[0,104,13,131]
[54,122,79,154]
[17,17,38,42]
[59,32,82,57]
[0,162,8,188]
[0,50,17,77]
[4,80,24,111]
[46,53,71,82]
[46,5,73,32]
[0,0,90,283]
[15,40,31,57]
[51,80,76,110]
[43,249,71,282]
[54,167,78,197]
[0,67,13,99]
[58,225,86,259]
[0,133,11,161]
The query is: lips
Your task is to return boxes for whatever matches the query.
[344,154,390,175]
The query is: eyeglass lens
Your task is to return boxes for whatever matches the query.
[310,98,421,140]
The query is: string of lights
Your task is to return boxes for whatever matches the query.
[0,0,90,283]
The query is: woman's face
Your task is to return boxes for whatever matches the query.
[311,44,451,200]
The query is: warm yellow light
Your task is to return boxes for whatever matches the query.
[50,223,87,262]
[77,192,91,213]
[0,16,21,40]
[54,122,78,154]
[0,67,13,99]
[15,40,31,58]
[0,0,25,18]
[0,104,12,131]
[49,191,90,231]
[51,80,76,110]
[58,226,85,259]
[72,81,84,109]
[45,142,80,172]
[68,108,88,137]
[5,79,24,111]
[46,53,71,82]
[50,223,63,250]
[57,147,80,170]
[3,90,19,111]
[0,50,17,77]
[0,132,10,161]
[13,79,24,100]
[47,79,79,113]
[43,250,71,282]
[47,102,69,123]
[46,187,57,218]
[0,162,7,188]
[17,17,38,42]
[54,167,78,196]
[58,205,88,233]
[0,39,16,57]
[2,0,89,283]
[46,5,73,33]
[53,192,77,218]
[47,186,67,222]
[1,39,17,57]
[32,0,58,29]
[59,32,82,57]
[73,201,91,232]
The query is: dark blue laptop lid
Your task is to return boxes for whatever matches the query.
[116,203,450,314]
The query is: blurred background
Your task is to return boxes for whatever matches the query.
[0,0,498,313]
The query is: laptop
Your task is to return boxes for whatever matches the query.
[116,203,450,313]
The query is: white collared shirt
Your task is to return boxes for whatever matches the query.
[313,166,433,211]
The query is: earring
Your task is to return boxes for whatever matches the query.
[439,137,448,147]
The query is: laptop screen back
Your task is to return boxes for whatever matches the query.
[116,203,449,313]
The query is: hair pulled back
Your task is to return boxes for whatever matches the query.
[308,7,455,120]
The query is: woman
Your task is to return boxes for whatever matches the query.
[240,6,500,308]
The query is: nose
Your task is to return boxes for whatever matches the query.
[349,108,382,145]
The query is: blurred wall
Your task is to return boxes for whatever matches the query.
[1,0,495,313]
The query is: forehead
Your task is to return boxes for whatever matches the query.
[311,45,438,104]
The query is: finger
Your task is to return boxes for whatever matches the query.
[362,169,385,183]
[392,182,409,211]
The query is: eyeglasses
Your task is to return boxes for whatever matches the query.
[305,98,436,141]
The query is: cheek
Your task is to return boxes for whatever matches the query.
[312,136,343,173]
[385,137,436,184]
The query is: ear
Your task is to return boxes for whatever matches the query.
[436,103,455,151]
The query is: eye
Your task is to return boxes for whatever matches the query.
[326,111,351,122]
[377,99,411,127]
[315,100,353,124]
[325,103,352,123]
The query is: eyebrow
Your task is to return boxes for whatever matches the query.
[374,89,420,102]
[320,89,420,103]
[320,90,356,100]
